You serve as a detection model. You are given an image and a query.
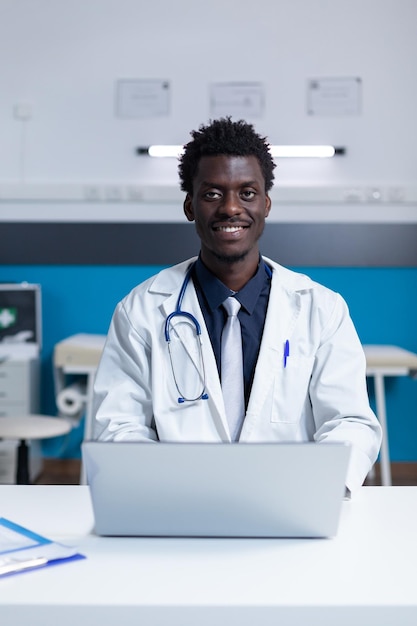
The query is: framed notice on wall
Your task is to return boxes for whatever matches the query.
[210,82,264,119]
[307,77,362,116]
[116,79,170,118]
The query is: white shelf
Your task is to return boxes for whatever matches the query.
[1,183,417,204]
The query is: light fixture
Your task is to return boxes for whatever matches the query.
[269,145,345,158]
[136,145,345,158]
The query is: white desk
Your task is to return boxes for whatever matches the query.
[364,345,417,486]
[0,485,416,625]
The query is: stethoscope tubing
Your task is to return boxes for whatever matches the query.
[164,265,197,341]
[164,263,208,402]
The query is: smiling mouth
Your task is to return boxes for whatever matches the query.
[214,225,248,233]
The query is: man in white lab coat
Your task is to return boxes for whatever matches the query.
[93,117,381,492]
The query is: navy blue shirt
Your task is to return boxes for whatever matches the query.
[192,256,271,408]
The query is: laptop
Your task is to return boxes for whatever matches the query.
[82,441,351,538]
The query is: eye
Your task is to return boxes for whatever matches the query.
[241,189,256,200]
[203,190,222,200]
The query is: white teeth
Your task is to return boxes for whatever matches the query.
[217,226,243,232]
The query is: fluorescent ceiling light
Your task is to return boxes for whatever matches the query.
[137,145,345,158]
[269,145,336,158]
[148,145,184,157]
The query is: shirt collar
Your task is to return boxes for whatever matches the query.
[194,255,269,314]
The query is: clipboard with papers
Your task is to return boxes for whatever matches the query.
[0,517,85,577]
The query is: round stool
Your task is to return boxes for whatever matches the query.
[0,415,71,484]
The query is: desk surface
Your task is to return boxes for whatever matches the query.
[0,415,71,440]
[1,485,416,626]
[363,344,417,370]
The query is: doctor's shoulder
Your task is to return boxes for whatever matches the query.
[271,262,350,324]
[114,260,194,326]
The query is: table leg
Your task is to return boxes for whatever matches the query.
[374,373,392,486]
[80,372,96,485]
[16,439,30,484]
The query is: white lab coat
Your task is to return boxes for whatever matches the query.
[93,257,382,492]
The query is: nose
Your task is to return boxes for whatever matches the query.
[219,191,242,217]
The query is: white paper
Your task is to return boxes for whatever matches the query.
[0,518,84,577]
[0,523,38,552]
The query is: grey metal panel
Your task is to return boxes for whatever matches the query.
[261,223,417,266]
[1,222,416,266]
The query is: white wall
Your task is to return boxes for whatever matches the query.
[0,0,416,218]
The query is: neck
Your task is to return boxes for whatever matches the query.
[200,249,260,292]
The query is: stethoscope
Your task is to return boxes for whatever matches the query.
[164,261,273,404]
[164,263,209,403]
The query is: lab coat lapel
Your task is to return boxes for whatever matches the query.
[241,265,301,439]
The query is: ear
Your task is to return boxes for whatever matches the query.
[183,194,195,222]
[265,194,272,217]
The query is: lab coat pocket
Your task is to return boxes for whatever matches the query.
[270,355,315,423]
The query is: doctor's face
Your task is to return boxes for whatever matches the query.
[183,155,271,275]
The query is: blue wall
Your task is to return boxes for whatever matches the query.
[1,265,416,461]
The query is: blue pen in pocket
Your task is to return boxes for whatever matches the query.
[284,340,290,368]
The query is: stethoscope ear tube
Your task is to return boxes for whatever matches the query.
[177,394,208,403]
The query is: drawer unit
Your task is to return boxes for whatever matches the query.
[0,358,41,483]
[0,358,40,416]
[0,282,42,483]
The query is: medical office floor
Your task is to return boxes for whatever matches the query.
[33,459,417,486]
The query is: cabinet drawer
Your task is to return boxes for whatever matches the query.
[0,362,30,401]
[0,404,29,417]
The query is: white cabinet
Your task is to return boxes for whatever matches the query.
[0,358,40,416]
[0,282,42,483]
[0,357,42,483]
